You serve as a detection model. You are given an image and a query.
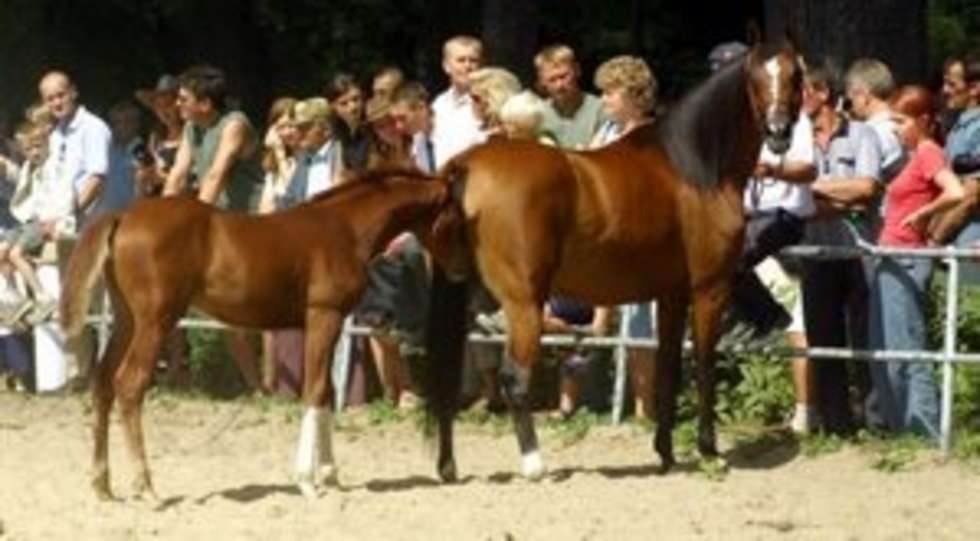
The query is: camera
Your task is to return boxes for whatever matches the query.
[131,141,154,166]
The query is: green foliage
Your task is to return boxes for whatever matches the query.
[856,431,931,473]
[716,353,796,426]
[544,410,602,448]
[800,433,845,457]
[366,399,406,425]
[186,329,249,399]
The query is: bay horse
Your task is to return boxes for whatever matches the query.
[421,35,804,481]
[60,169,450,500]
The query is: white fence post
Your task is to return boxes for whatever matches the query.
[940,251,959,455]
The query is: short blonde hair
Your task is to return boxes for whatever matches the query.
[469,67,522,125]
[24,103,54,131]
[500,91,546,134]
[594,55,658,114]
[845,58,896,100]
[443,35,483,61]
[534,44,576,71]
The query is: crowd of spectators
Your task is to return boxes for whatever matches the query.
[1,33,978,445]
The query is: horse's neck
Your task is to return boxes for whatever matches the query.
[725,101,764,192]
[348,181,442,259]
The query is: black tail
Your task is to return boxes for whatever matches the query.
[423,265,469,428]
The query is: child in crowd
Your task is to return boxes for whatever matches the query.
[0,119,61,326]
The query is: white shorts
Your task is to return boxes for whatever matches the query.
[754,257,805,334]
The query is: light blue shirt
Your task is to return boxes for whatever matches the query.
[45,106,111,222]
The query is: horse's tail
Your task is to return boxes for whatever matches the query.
[60,212,121,338]
[422,264,470,433]
[422,160,473,434]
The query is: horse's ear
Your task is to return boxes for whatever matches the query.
[784,24,801,55]
[745,20,763,48]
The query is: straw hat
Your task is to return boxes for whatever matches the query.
[135,74,178,109]
[365,95,393,124]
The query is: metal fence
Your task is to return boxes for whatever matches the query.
[83,240,980,455]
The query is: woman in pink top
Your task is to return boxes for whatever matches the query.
[869,85,964,441]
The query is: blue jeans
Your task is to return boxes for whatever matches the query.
[868,256,940,441]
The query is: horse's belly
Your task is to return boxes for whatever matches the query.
[551,251,684,305]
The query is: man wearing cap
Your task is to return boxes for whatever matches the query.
[286,97,340,203]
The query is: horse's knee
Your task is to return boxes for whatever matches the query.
[498,357,531,406]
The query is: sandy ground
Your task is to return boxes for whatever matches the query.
[1,390,978,541]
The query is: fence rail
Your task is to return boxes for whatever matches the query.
[82,241,980,455]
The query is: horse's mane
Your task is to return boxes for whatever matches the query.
[304,167,436,206]
[653,58,753,190]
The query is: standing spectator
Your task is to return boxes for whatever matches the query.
[589,55,660,420]
[843,58,906,429]
[870,86,965,441]
[162,64,266,393]
[845,59,906,184]
[391,82,435,173]
[499,91,554,144]
[931,56,980,246]
[324,72,367,180]
[431,35,485,168]
[371,66,405,101]
[94,101,142,215]
[467,67,522,136]
[287,97,341,202]
[134,74,182,196]
[38,71,110,387]
[535,44,604,149]
[39,70,111,226]
[257,97,304,397]
[804,64,883,435]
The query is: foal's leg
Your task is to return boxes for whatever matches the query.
[690,287,728,459]
[91,305,133,500]
[294,308,343,498]
[653,294,689,472]
[115,322,168,500]
[498,300,545,479]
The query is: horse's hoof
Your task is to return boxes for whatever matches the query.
[521,451,546,481]
[656,453,676,475]
[297,479,319,499]
[438,459,457,483]
[91,478,114,502]
[318,465,339,487]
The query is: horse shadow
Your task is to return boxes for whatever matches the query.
[721,428,801,470]
[194,483,301,505]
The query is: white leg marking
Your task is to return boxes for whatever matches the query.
[317,409,338,486]
[521,451,545,480]
[294,407,323,497]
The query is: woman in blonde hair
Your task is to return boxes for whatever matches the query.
[258,97,300,214]
[588,54,659,420]
[468,67,522,135]
[592,55,658,146]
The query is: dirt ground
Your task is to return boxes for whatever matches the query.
[0,391,978,541]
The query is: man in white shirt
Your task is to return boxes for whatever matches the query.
[430,35,485,169]
[39,71,111,227]
[728,110,817,345]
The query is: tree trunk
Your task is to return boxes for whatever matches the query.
[765,0,927,84]
[481,0,539,83]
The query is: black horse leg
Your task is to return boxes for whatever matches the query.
[654,295,688,472]
[499,355,543,478]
